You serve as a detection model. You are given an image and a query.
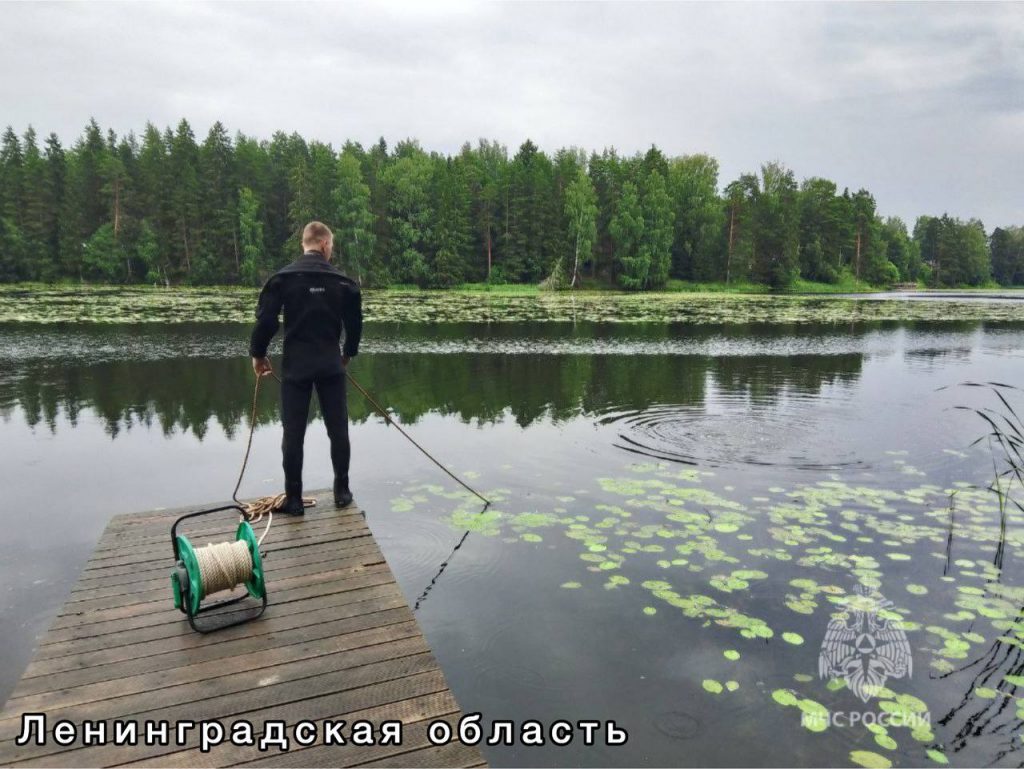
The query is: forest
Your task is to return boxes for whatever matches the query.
[0,118,1022,290]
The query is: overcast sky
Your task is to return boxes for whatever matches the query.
[1,1,1021,227]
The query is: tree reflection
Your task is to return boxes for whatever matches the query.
[1,350,864,439]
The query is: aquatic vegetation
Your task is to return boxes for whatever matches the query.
[850,749,892,768]
[702,679,723,694]
[397,444,1023,768]
[3,284,1024,325]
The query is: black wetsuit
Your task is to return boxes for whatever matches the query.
[248,251,363,498]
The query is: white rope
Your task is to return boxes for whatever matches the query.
[195,539,254,598]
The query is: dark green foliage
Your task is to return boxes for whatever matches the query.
[750,162,799,289]
[668,154,722,281]
[500,140,558,283]
[238,187,265,287]
[989,227,1024,286]
[879,217,919,283]
[381,143,432,285]
[797,178,843,282]
[0,119,1014,289]
[641,170,674,289]
[914,214,992,287]
[334,151,375,285]
[428,157,471,287]
[611,181,647,289]
[560,170,597,288]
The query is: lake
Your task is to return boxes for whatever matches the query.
[2,306,1023,767]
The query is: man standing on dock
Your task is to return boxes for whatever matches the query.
[249,221,363,515]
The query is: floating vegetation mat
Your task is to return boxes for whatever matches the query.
[393,459,1024,767]
[3,286,1024,325]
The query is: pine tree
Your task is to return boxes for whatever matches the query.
[41,133,65,279]
[462,139,507,282]
[722,174,758,284]
[21,127,48,276]
[238,186,266,286]
[0,126,24,225]
[198,122,238,281]
[168,119,201,278]
[428,156,471,288]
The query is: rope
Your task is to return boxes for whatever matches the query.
[237,363,491,519]
[232,372,315,543]
[342,371,492,508]
[194,539,254,598]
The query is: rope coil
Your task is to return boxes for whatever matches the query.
[195,539,254,598]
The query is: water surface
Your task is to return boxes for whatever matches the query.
[1,319,1023,767]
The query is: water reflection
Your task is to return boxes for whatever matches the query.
[2,351,868,439]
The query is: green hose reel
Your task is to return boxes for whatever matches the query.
[169,504,267,633]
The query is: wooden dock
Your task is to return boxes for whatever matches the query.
[0,494,486,768]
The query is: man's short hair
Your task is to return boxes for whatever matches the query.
[302,221,333,246]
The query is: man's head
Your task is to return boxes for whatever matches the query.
[302,221,334,261]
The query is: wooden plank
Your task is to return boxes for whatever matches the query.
[57,546,386,618]
[0,635,432,742]
[47,562,395,633]
[0,496,484,768]
[35,582,402,661]
[22,588,409,679]
[79,519,371,572]
[68,538,379,595]
[4,655,444,765]
[12,671,452,768]
[37,569,401,645]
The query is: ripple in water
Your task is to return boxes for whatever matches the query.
[600,390,865,471]
[652,711,701,740]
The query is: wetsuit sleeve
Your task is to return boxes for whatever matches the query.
[342,284,363,358]
[249,276,282,358]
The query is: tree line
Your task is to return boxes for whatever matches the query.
[0,119,1021,289]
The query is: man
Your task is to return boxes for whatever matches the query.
[249,221,363,515]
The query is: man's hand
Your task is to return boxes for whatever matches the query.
[252,356,274,377]
[341,354,351,370]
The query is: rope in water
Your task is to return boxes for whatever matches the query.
[340,372,492,508]
[266,368,491,506]
[233,365,492,524]
[194,539,254,598]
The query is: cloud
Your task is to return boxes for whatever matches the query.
[0,0,1020,226]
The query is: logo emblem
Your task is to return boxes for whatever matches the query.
[818,585,912,702]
